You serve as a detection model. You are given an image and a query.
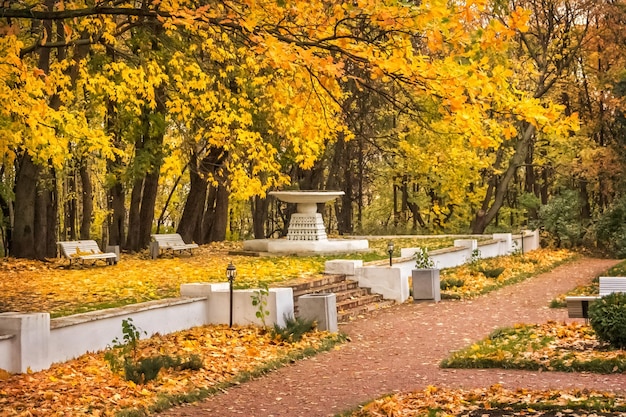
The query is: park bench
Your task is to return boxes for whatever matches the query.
[150,233,199,259]
[57,240,118,266]
[566,276,626,319]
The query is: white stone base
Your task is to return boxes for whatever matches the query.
[242,238,369,254]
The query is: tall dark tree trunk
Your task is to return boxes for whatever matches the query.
[178,147,226,244]
[108,181,125,247]
[208,184,229,242]
[177,153,208,243]
[472,123,536,233]
[139,170,160,247]
[326,137,354,235]
[66,169,77,240]
[38,168,58,258]
[126,178,144,251]
[12,0,61,259]
[79,160,93,239]
[524,142,539,220]
[12,154,39,258]
[251,195,269,239]
[200,185,217,243]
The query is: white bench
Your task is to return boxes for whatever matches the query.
[150,234,199,259]
[57,240,118,266]
[566,277,626,318]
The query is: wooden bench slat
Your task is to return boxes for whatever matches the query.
[150,234,198,259]
[566,277,626,319]
[599,277,626,296]
[57,240,117,266]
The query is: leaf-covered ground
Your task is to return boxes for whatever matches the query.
[550,260,626,307]
[347,322,626,416]
[0,324,342,416]
[347,384,626,416]
[441,321,626,373]
[440,249,574,299]
[0,238,469,318]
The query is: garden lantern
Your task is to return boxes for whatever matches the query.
[226,262,237,327]
[387,241,394,266]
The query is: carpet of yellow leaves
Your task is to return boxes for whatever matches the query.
[441,248,574,298]
[0,324,338,416]
[0,237,476,317]
[350,384,626,416]
[0,242,326,317]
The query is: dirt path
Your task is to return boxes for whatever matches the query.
[160,258,625,417]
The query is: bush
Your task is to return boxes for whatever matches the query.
[271,315,316,343]
[588,292,626,349]
[538,189,585,248]
[440,277,465,290]
[595,196,626,257]
[478,267,505,279]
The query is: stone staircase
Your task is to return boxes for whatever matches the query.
[285,274,396,323]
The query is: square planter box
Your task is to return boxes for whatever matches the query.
[298,293,338,332]
[412,269,440,302]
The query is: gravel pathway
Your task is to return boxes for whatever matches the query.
[159,258,626,417]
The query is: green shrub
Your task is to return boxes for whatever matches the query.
[478,267,505,279]
[538,189,585,248]
[594,195,626,257]
[440,277,465,290]
[588,292,626,349]
[414,248,435,269]
[271,315,316,343]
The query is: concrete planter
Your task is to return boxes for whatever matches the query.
[298,293,338,332]
[412,269,440,302]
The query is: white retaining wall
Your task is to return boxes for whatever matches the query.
[0,285,293,374]
[327,231,540,305]
[0,231,539,374]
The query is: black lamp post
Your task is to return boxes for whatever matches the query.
[226,262,237,327]
[387,241,394,267]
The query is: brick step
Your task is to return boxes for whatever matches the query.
[337,299,396,323]
[292,280,359,299]
[286,274,396,323]
[284,274,347,293]
[336,293,384,311]
[334,287,372,303]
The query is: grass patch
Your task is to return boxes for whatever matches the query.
[343,385,626,417]
[440,321,626,373]
[608,260,626,276]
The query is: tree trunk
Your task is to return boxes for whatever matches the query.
[201,185,217,243]
[66,169,77,240]
[208,184,229,242]
[251,195,268,239]
[12,154,39,258]
[126,178,144,251]
[178,146,226,243]
[177,153,207,243]
[108,181,125,246]
[79,159,93,239]
[139,170,160,248]
[472,123,536,233]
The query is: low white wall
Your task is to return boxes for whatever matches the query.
[357,267,409,303]
[327,231,541,304]
[0,283,294,374]
[49,298,208,366]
